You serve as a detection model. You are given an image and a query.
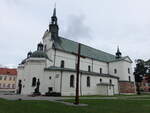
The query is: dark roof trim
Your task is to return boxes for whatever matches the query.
[119,80,135,83]
[97,83,114,86]
[44,66,119,79]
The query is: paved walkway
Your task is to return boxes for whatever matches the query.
[0,94,150,106]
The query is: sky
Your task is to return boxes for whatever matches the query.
[0,0,150,68]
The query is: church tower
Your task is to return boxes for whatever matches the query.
[49,7,59,39]
[115,46,122,59]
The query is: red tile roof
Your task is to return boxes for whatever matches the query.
[0,68,17,76]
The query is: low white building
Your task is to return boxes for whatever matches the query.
[16,8,136,96]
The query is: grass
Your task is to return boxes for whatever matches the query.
[0,98,150,113]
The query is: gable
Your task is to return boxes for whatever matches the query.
[124,56,133,63]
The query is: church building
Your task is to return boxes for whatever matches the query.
[16,8,136,96]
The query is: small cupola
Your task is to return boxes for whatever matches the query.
[37,42,43,51]
[27,51,32,58]
[115,46,122,59]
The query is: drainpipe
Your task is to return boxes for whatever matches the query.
[60,70,63,96]
[53,49,56,66]
[80,72,82,96]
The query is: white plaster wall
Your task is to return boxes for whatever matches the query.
[54,50,77,69]
[60,71,119,96]
[20,58,47,95]
[53,50,109,74]
[109,61,134,82]
[93,60,108,74]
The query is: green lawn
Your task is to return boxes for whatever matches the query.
[0,98,150,113]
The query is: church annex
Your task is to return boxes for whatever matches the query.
[16,8,136,96]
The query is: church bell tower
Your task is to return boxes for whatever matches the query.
[49,7,59,39]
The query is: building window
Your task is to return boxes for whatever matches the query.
[100,78,102,83]
[109,79,112,84]
[4,76,7,80]
[12,84,15,89]
[13,77,16,81]
[60,60,64,68]
[32,77,36,87]
[128,68,130,74]
[87,76,90,87]
[49,76,52,80]
[114,69,117,74]
[70,75,74,88]
[0,76,2,80]
[7,84,10,88]
[88,65,91,72]
[9,77,12,81]
[129,76,131,82]
[100,68,102,74]
[3,83,5,88]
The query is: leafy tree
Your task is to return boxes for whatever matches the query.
[134,59,147,94]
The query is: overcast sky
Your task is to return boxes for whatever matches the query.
[0,0,150,68]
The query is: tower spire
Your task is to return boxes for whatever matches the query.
[53,4,56,17]
[115,46,122,59]
[49,5,59,39]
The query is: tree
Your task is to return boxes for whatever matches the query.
[134,59,147,94]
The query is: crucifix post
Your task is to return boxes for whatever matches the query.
[75,43,81,104]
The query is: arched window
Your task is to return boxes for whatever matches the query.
[87,76,90,87]
[129,76,131,82]
[100,68,102,74]
[70,75,74,88]
[32,77,36,87]
[60,60,65,68]
[128,68,130,74]
[88,65,91,72]
[100,78,102,83]
[114,69,117,74]
[109,79,112,84]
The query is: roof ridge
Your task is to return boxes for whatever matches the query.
[59,36,115,57]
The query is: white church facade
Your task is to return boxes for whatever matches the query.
[16,8,136,96]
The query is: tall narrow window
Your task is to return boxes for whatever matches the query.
[128,68,130,74]
[88,65,91,72]
[100,78,102,83]
[4,76,7,80]
[129,76,131,82]
[109,79,112,84]
[13,77,16,81]
[60,60,64,68]
[0,76,2,80]
[100,68,102,74]
[7,84,10,88]
[9,77,12,81]
[114,69,117,74]
[3,83,5,88]
[109,79,112,89]
[70,75,74,87]
[87,76,90,87]
[32,77,36,87]
[12,84,15,89]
